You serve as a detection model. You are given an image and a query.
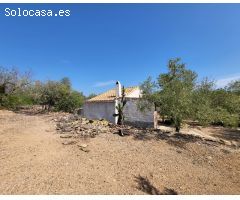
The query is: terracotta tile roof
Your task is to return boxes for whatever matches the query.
[86,86,139,102]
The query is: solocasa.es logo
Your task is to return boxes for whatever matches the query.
[4,7,71,17]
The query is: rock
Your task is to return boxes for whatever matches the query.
[62,141,76,145]
[219,139,225,144]
[54,114,118,138]
[81,118,89,124]
[176,150,182,154]
[223,140,232,146]
[92,129,98,133]
[204,138,217,143]
[207,156,212,160]
[72,121,79,126]
[62,126,73,132]
[60,135,72,138]
[79,147,90,152]
[81,124,92,130]
[76,130,84,134]
[231,141,239,148]
[100,127,109,133]
[78,144,88,148]
[221,149,231,154]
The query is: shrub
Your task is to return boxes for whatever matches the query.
[212,108,239,127]
[0,93,34,110]
[55,91,84,113]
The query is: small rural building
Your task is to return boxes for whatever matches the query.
[83,81,155,127]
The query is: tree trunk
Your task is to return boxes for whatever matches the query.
[175,126,180,132]
[154,111,158,129]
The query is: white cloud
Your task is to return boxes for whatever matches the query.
[94,80,115,87]
[216,74,240,88]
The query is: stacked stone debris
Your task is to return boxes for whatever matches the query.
[53,114,118,138]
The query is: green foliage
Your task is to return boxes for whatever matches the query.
[0,92,34,110]
[0,66,84,113]
[138,77,159,112]
[60,77,71,90]
[34,79,84,112]
[38,81,70,110]
[155,58,197,132]
[192,79,240,127]
[1,94,21,110]
[212,89,240,114]
[227,79,240,95]
[192,78,215,126]
[55,91,84,113]
[159,58,197,131]
[212,108,239,127]
[140,58,240,131]
[0,67,32,110]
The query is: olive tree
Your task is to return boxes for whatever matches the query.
[192,78,215,126]
[32,78,85,112]
[139,58,197,132]
[0,67,32,109]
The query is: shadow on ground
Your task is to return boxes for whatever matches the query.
[15,109,48,116]
[133,130,203,149]
[211,127,240,143]
[135,175,178,195]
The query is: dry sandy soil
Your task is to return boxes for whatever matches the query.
[0,110,239,195]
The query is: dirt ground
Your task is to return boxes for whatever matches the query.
[0,110,239,195]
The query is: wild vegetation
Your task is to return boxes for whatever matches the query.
[139,58,240,132]
[0,67,84,112]
[1,61,240,130]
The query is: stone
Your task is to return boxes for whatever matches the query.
[54,114,123,138]
[221,149,231,154]
[60,135,72,138]
[231,141,239,148]
[100,127,109,133]
[207,156,212,160]
[223,140,232,146]
[81,124,91,130]
[62,141,76,145]
[62,127,72,132]
[176,150,182,154]
[78,144,88,148]
[219,139,225,144]
[79,147,90,152]
[76,130,84,134]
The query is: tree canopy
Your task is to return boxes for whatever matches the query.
[139,58,240,131]
[0,66,85,112]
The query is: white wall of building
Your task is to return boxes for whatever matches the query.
[123,98,154,127]
[83,101,115,123]
[83,94,154,127]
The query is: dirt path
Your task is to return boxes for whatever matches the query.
[0,110,239,194]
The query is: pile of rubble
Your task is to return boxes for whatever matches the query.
[53,114,118,138]
[52,113,238,148]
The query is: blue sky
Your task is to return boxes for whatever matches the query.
[0,4,240,95]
